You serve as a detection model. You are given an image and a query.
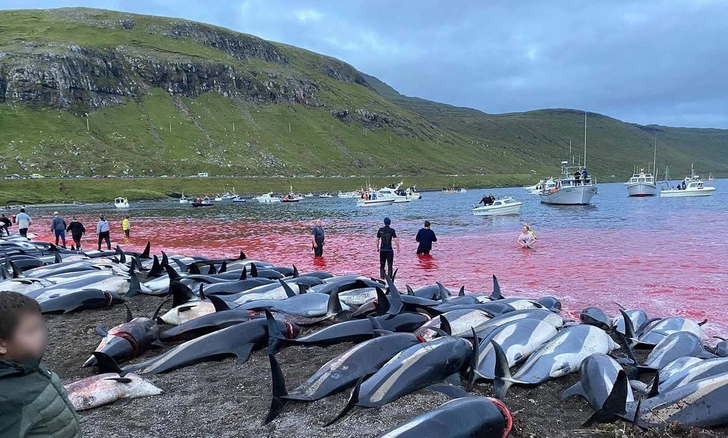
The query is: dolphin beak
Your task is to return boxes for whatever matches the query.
[83,337,133,368]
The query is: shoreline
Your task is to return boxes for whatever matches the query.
[0,174,536,206]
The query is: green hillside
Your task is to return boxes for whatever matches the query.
[0,7,726,184]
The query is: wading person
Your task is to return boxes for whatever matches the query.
[96,216,111,251]
[415,220,437,255]
[122,216,131,238]
[0,214,11,236]
[311,219,325,258]
[0,291,82,437]
[15,208,31,238]
[50,212,67,248]
[66,217,86,251]
[377,217,400,279]
[517,225,536,250]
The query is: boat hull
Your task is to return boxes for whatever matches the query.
[357,199,395,207]
[472,203,522,216]
[660,187,716,198]
[626,183,657,197]
[540,186,597,205]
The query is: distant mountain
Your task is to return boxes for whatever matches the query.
[0,8,725,178]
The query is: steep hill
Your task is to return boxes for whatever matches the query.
[0,7,726,179]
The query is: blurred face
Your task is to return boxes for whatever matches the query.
[0,312,48,363]
[522,227,528,233]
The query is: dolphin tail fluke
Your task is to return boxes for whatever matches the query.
[266,310,287,355]
[492,341,514,400]
[581,370,628,427]
[375,287,390,316]
[126,271,144,298]
[141,241,151,259]
[93,352,125,375]
[561,382,587,401]
[208,294,231,312]
[265,354,289,424]
[490,275,503,300]
[324,376,363,427]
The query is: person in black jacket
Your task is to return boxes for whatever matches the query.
[415,220,437,255]
[66,217,86,251]
[376,217,400,279]
[0,214,10,236]
[0,292,82,438]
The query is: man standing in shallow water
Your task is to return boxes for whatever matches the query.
[377,217,400,279]
[311,219,325,258]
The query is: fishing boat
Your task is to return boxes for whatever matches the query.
[472,197,522,216]
[625,135,657,197]
[255,193,281,204]
[376,182,410,203]
[319,193,333,198]
[540,112,597,206]
[190,197,214,207]
[660,178,716,197]
[356,197,395,207]
[524,178,555,195]
[282,186,303,203]
[114,197,129,209]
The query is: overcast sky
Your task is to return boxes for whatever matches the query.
[4,0,728,128]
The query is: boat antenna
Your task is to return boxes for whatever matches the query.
[569,140,572,165]
[583,110,587,168]
[652,133,657,176]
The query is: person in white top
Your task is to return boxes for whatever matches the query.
[517,225,537,250]
[96,216,111,251]
[14,208,31,238]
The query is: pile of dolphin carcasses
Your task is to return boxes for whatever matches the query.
[3,235,728,435]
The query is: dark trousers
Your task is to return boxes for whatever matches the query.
[416,248,430,255]
[313,242,324,257]
[124,229,130,238]
[1,225,8,236]
[19,228,28,238]
[72,233,83,250]
[98,231,111,250]
[379,250,394,279]
[54,230,66,247]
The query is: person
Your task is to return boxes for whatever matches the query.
[15,208,31,238]
[50,212,67,248]
[311,219,325,258]
[574,170,581,184]
[0,214,11,236]
[122,216,131,238]
[0,291,82,437]
[518,225,536,249]
[376,217,400,279]
[96,216,111,251]
[66,217,86,251]
[581,167,589,181]
[415,220,437,255]
[479,194,494,206]
[681,180,687,190]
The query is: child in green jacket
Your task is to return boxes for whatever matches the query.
[0,291,81,438]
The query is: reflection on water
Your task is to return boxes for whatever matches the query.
[27,179,728,335]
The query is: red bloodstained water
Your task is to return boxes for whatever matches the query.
[44,214,728,336]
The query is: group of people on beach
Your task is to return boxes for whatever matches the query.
[0,209,131,251]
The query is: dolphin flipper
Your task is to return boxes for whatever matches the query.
[233,343,255,364]
[324,376,363,427]
[561,382,587,401]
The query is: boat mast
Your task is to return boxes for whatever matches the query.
[583,111,587,168]
[569,140,572,165]
[652,133,657,175]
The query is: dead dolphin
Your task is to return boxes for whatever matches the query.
[561,353,634,410]
[38,289,124,314]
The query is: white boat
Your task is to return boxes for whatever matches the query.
[524,178,555,195]
[304,193,314,198]
[232,196,247,204]
[214,192,237,202]
[472,197,522,216]
[625,170,656,197]
[255,193,282,204]
[405,186,422,200]
[377,183,410,203]
[357,198,395,207]
[179,193,190,204]
[319,193,333,198]
[282,186,303,203]
[660,179,716,197]
[114,197,129,209]
[337,191,358,199]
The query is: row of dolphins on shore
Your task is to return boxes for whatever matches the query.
[2,235,728,435]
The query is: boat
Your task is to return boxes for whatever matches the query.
[472,197,522,216]
[660,178,716,197]
[191,197,214,207]
[625,135,657,197]
[357,198,395,207]
[114,197,129,209]
[524,178,555,195]
[282,186,303,203]
[319,193,333,198]
[376,182,410,203]
[179,193,190,204]
[232,196,247,204]
[539,112,597,206]
[405,186,422,200]
[337,191,357,198]
[304,193,314,198]
[255,193,282,204]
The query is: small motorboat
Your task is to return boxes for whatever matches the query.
[472,197,522,216]
[232,196,247,204]
[319,193,333,198]
[337,191,358,198]
[179,193,190,204]
[357,198,395,207]
[255,193,282,204]
[191,197,214,207]
[660,179,716,198]
[304,193,315,198]
[442,187,467,194]
[114,197,129,209]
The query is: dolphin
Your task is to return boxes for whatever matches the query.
[39,289,124,314]
[653,357,728,395]
[158,282,215,326]
[579,307,612,331]
[376,396,510,438]
[475,309,564,335]
[65,353,162,411]
[561,353,634,410]
[99,318,300,375]
[473,318,559,381]
[265,332,423,423]
[639,331,714,371]
[613,308,648,335]
[414,309,492,340]
[232,284,348,319]
[493,325,620,399]
[636,317,707,347]
[83,302,166,367]
[325,333,477,426]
